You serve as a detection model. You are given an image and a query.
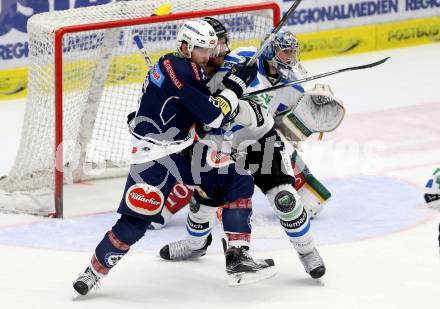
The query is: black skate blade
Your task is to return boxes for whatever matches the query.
[72,288,86,301]
[72,285,100,300]
[72,291,84,301]
[227,266,277,286]
[256,258,275,267]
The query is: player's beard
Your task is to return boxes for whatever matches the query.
[204,57,223,77]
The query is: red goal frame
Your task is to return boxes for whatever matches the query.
[53,2,280,218]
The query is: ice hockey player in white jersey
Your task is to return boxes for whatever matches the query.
[424,168,440,252]
[160,20,346,283]
[425,168,440,210]
[155,23,334,231]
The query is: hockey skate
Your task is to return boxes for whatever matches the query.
[160,234,212,261]
[225,246,276,286]
[298,248,326,279]
[73,266,101,296]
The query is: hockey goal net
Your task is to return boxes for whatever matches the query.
[0,0,279,218]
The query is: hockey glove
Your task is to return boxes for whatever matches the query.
[232,99,265,128]
[222,57,258,98]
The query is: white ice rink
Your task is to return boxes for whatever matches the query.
[0,43,439,309]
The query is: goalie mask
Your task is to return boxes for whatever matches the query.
[261,29,300,80]
[177,20,218,58]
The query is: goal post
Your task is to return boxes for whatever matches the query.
[0,0,280,218]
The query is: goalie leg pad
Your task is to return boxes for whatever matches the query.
[291,150,331,218]
[297,175,331,218]
[266,184,315,254]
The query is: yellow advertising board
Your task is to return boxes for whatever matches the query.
[0,16,439,101]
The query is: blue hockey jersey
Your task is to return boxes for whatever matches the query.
[130,53,237,163]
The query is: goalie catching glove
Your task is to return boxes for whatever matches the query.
[275,84,346,141]
[222,57,258,98]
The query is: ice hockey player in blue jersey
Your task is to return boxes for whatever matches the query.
[72,19,259,296]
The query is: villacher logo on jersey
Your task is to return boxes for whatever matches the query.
[125,184,164,216]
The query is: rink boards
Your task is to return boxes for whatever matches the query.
[1,15,439,101]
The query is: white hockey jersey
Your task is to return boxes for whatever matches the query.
[204,47,306,153]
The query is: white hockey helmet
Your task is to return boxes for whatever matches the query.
[177,20,218,57]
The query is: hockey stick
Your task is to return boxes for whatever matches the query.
[133,34,151,65]
[241,57,390,99]
[133,3,173,64]
[247,0,304,66]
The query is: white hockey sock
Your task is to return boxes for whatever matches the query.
[267,184,316,254]
[186,204,218,249]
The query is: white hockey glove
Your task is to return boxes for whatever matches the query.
[275,84,345,141]
[231,98,265,128]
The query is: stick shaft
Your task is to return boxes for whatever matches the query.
[247,0,304,66]
[242,57,390,99]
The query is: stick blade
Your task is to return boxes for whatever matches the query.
[349,57,390,71]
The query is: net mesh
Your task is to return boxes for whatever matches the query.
[0,0,275,216]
